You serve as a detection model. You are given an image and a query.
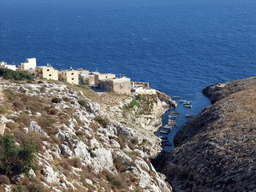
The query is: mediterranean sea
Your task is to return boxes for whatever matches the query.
[1,1,256,150]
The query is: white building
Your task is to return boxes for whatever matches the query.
[0,61,17,71]
[19,58,37,71]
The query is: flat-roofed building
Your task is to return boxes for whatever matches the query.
[0,61,17,71]
[59,67,79,85]
[104,77,131,95]
[36,64,58,81]
[80,73,96,86]
[94,73,116,86]
[19,58,37,71]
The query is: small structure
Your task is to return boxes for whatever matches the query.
[104,77,131,95]
[36,64,58,81]
[19,58,37,71]
[59,67,79,85]
[80,72,96,86]
[131,82,150,88]
[94,72,116,86]
[134,87,157,95]
[78,68,90,84]
[0,61,17,71]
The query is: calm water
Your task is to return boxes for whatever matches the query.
[1,2,256,151]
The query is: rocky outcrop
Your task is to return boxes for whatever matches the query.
[158,77,256,191]
[0,78,172,192]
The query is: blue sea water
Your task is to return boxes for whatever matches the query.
[1,1,256,150]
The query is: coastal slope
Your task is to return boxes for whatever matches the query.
[157,77,256,191]
[0,78,172,192]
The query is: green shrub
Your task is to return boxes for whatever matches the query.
[12,185,25,192]
[93,116,109,128]
[0,68,34,81]
[78,100,88,107]
[128,99,140,108]
[0,134,39,178]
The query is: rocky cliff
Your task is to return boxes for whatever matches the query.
[0,78,172,192]
[157,77,256,191]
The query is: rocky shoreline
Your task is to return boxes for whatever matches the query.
[157,77,256,191]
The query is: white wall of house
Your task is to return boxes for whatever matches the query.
[0,61,17,71]
[19,58,37,70]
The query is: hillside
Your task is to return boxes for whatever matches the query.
[0,77,172,192]
[157,77,256,191]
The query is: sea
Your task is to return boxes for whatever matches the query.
[1,1,256,151]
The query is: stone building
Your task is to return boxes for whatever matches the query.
[59,67,79,85]
[36,64,58,81]
[104,77,131,95]
[94,72,116,86]
[19,58,37,71]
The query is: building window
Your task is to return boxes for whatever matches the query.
[49,74,51,76]
[47,69,50,72]
[71,73,74,75]
[72,78,74,80]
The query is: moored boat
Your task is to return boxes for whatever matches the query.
[170,112,179,116]
[168,120,177,126]
[169,115,177,121]
[173,96,181,99]
[186,114,194,117]
[160,130,168,134]
[163,142,172,146]
[183,101,192,105]
[164,125,173,129]
[179,100,186,103]
[185,105,192,108]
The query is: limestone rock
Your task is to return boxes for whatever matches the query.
[59,144,73,156]
[29,121,48,137]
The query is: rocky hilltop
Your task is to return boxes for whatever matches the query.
[157,77,256,191]
[0,77,173,192]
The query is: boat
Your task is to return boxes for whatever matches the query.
[163,142,172,146]
[168,120,177,126]
[169,115,177,121]
[164,125,173,129]
[179,100,186,103]
[170,112,179,116]
[173,96,181,99]
[186,114,194,117]
[183,101,192,105]
[185,105,192,108]
[159,136,168,140]
[160,130,168,134]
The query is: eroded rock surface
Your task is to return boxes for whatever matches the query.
[158,77,256,192]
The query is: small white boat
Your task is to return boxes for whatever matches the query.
[173,96,181,99]
[183,101,192,105]
[186,114,194,117]
[179,100,186,103]
[164,125,173,129]
[185,105,192,108]
[160,130,168,134]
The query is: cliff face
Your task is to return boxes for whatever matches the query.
[158,77,256,192]
[0,78,172,192]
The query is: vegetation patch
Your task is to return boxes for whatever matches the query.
[0,134,39,178]
[93,116,109,128]
[0,68,34,81]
